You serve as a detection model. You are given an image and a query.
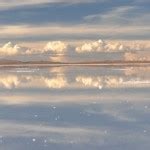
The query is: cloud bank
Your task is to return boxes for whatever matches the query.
[76,39,125,53]
[0,41,68,56]
[0,40,149,62]
[75,39,146,53]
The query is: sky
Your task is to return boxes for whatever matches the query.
[0,0,149,61]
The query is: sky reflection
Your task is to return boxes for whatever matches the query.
[0,66,150,150]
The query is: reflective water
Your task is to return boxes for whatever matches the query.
[0,66,150,150]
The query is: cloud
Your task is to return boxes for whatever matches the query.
[0,41,67,56]
[0,0,58,10]
[124,51,150,61]
[0,0,104,10]
[0,42,31,56]
[0,42,20,56]
[76,40,124,53]
[0,2,150,41]
[0,24,150,41]
[0,39,149,61]
[76,39,106,53]
[44,41,68,54]
[75,39,147,53]
[84,6,150,27]
[84,6,135,24]
[83,6,150,40]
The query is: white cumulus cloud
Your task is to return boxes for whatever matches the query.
[76,39,129,53]
[75,39,149,53]
[44,41,68,54]
[0,42,31,56]
[0,42,20,56]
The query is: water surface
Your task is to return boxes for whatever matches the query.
[0,66,150,150]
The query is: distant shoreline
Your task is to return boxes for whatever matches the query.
[0,61,150,67]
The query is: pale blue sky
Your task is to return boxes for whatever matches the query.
[0,0,149,43]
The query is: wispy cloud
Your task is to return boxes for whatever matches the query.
[0,0,105,10]
[84,6,150,26]
[84,6,136,24]
[83,6,150,40]
[0,24,150,42]
[0,0,149,42]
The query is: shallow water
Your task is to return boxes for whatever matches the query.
[0,66,150,150]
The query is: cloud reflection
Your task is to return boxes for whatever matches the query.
[76,76,103,89]
[0,66,150,90]
[43,75,68,89]
[0,75,20,89]
[124,67,150,77]
[0,120,106,145]
[76,75,150,89]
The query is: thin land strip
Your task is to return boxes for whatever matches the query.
[0,60,150,67]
